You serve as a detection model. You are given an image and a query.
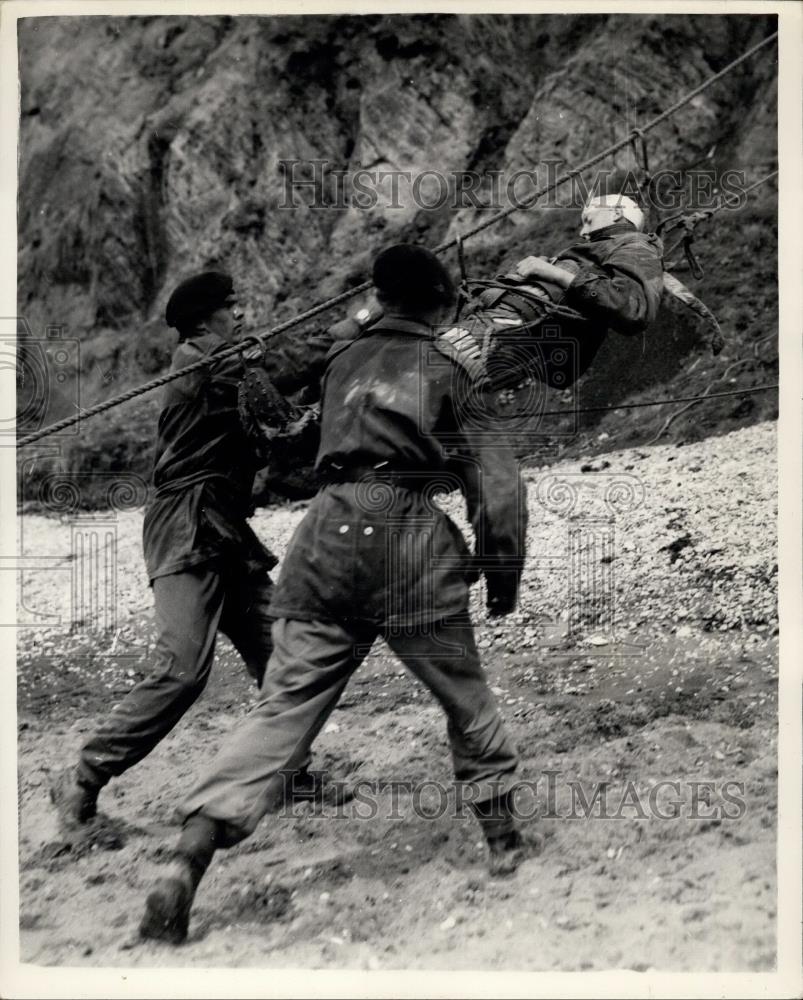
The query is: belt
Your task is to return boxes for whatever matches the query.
[319,463,430,491]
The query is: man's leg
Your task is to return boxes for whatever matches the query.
[139,617,376,944]
[52,566,227,827]
[218,567,318,799]
[383,614,525,875]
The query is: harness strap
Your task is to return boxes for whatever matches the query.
[463,277,588,324]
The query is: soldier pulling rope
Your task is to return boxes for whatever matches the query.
[50,181,760,842]
[43,31,779,947]
[17,30,777,451]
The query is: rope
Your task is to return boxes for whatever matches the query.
[644,358,754,445]
[17,29,778,450]
[16,285,375,448]
[515,382,777,419]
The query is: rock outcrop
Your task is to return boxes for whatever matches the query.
[17,13,777,505]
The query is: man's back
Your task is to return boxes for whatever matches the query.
[269,314,526,627]
[317,318,458,478]
[151,332,257,500]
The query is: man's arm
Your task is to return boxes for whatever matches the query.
[448,389,527,617]
[517,235,665,337]
[252,308,380,396]
[561,235,665,336]
[256,324,340,396]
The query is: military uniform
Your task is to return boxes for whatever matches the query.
[554,222,665,334]
[77,325,334,791]
[176,314,526,844]
[468,223,665,390]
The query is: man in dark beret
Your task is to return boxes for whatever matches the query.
[51,270,337,830]
[139,245,529,944]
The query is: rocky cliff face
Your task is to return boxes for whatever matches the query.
[17,13,777,504]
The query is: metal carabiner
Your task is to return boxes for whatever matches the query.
[629,127,652,199]
[683,236,705,280]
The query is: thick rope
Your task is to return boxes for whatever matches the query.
[432,30,777,247]
[17,29,778,450]
[644,358,754,445]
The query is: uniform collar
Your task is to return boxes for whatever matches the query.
[587,222,639,242]
[368,314,436,340]
[180,330,229,352]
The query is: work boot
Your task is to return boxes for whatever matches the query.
[486,827,528,878]
[140,814,221,945]
[471,788,529,876]
[139,860,195,946]
[49,767,99,830]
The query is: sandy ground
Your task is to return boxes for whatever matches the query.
[16,422,777,970]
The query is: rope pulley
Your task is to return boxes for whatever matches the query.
[658,209,715,278]
[628,127,652,201]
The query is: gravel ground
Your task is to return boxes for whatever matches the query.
[17,420,777,670]
[16,420,778,970]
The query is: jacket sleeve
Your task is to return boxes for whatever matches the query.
[562,234,665,337]
[256,323,340,396]
[447,387,527,613]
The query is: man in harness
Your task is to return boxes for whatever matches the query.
[452,192,724,396]
[455,194,666,393]
[51,271,337,830]
[138,245,529,945]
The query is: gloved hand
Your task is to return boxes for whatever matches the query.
[485,572,520,618]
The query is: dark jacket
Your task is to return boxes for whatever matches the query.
[268,316,527,626]
[462,223,665,391]
[558,223,665,336]
[142,325,334,582]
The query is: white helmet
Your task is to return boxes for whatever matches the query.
[581,194,644,237]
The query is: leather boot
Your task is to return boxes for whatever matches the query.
[139,859,197,946]
[472,788,529,877]
[486,827,528,877]
[139,814,221,945]
[49,767,99,829]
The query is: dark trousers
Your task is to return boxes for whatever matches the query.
[178,614,519,845]
[78,562,274,789]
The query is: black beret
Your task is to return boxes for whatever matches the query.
[165,271,234,330]
[372,244,455,308]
